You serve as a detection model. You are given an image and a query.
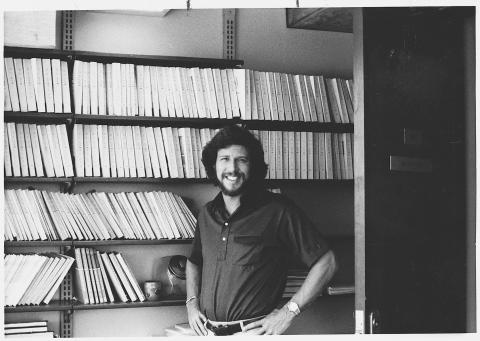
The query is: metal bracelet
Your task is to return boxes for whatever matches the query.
[185,295,198,305]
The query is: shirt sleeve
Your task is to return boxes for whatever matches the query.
[188,221,203,266]
[277,198,330,269]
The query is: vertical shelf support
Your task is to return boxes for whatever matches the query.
[60,245,74,337]
[62,11,74,51]
[223,9,237,60]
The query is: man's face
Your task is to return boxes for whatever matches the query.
[215,144,251,197]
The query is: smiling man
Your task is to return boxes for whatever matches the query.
[186,125,337,335]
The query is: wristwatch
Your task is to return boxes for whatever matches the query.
[286,301,301,316]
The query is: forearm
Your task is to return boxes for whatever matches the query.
[290,249,337,310]
[186,260,202,302]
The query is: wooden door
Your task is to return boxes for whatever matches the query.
[359,7,471,333]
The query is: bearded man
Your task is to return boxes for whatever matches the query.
[186,125,337,335]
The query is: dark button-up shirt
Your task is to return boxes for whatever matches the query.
[188,189,330,322]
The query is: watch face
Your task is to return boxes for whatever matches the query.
[287,301,300,315]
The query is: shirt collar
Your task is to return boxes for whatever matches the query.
[208,187,270,222]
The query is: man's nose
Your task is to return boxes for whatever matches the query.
[225,159,238,172]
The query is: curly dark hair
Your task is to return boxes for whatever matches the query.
[201,125,268,187]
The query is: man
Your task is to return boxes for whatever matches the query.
[186,125,337,335]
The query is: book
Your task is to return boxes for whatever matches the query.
[113,125,125,177]
[60,60,71,113]
[324,133,334,179]
[112,63,122,115]
[73,124,84,177]
[4,124,13,176]
[108,252,138,302]
[6,123,21,177]
[5,326,48,335]
[144,65,153,116]
[307,76,321,122]
[4,57,21,111]
[325,78,342,123]
[115,253,146,301]
[253,71,264,120]
[267,72,279,120]
[31,58,46,112]
[22,58,37,111]
[98,125,110,177]
[228,69,242,118]
[28,125,44,176]
[145,127,161,178]
[156,67,169,117]
[212,69,226,118]
[4,70,13,111]
[274,72,285,121]
[73,60,83,114]
[23,123,36,176]
[57,125,74,177]
[140,126,153,178]
[161,127,178,178]
[130,126,143,177]
[259,72,271,120]
[36,125,55,177]
[100,252,128,302]
[105,63,113,115]
[332,78,349,123]
[50,59,63,113]
[307,132,314,179]
[104,126,116,177]
[83,125,93,177]
[150,66,160,116]
[96,250,115,303]
[125,125,138,177]
[299,75,312,122]
[220,69,233,119]
[5,321,48,329]
[16,123,30,176]
[286,74,299,121]
[13,58,28,111]
[46,124,65,177]
[204,68,219,118]
[154,127,170,178]
[178,128,195,178]
[89,61,98,115]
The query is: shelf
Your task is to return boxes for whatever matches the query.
[70,50,243,68]
[4,112,74,124]
[4,239,193,248]
[243,121,354,133]
[73,239,193,246]
[72,298,186,310]
[4,46,243,69]
[5,177,73,184]
[4,46,73,60]
[4,241,72,247]
[267,179,353,186]
[4,298,186,313]
[74,115,238,128]
[73,177,211,184]
[4,300,72,313]
[72,116,354,133]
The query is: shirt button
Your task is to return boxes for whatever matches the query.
[222,237,226,241]
[224,222,229,226]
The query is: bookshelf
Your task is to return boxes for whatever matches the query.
[4,43,354,337]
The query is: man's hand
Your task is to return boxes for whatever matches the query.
[242,307,295,335]
[187,302,208,336]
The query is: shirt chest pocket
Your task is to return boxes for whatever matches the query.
[231,235,264,266]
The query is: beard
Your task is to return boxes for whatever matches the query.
[217,172,250,197]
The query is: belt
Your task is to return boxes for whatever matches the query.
[204,316,264,336]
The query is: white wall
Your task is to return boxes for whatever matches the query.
[73,10,223,58]
[237,8,353,77]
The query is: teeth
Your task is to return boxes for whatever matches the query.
[226,176,238,181]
